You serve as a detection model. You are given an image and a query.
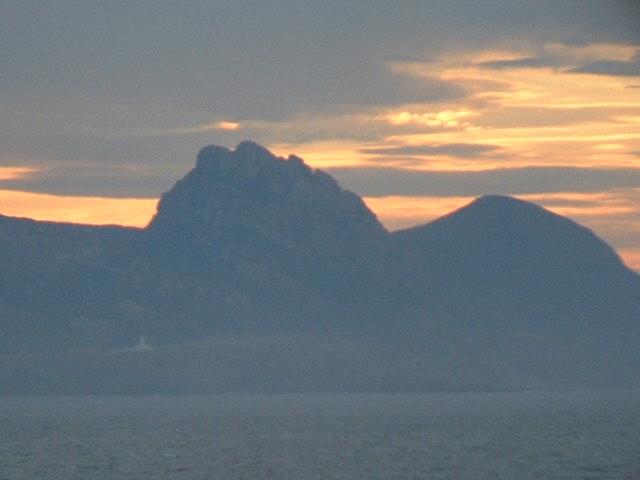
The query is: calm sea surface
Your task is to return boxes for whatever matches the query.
[1,391,639,479]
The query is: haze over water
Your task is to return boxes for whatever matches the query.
[2,391,639,479]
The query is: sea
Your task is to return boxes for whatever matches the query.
[1,391,639,479]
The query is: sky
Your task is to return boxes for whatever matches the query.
[1,1,640,271]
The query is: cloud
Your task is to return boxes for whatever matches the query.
[0,167,36,181]
[468,42,640,78]
[162,121,241,135]
[569,59,640,77]
[360,143,501,158]
[329,166,640,197]
[475,57,560,69]
[134,120,242,137]
[0,164,176,198]
[380,109,477,128]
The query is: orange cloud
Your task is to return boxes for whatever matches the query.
[261,44,640,173]
[0,167,37,180]
[214,121,241,131]
[377,43,640,171]
[167,120,241,134]
[270,141,372,169]
[382,109,477,128]
[4,43,640,270]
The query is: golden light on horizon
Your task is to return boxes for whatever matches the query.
[620,249,640,271]
[0,187,637,272]
[0,189,156,227]
[364,192,640,231]
[1,41,638,272]
[363,195,473,231]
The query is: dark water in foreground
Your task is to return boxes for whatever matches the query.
[1,391,639,479]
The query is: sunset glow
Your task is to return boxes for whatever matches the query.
[0,167,37,180]
[1,186,636,271]
[1,4,639,274]
[0,190,155,227]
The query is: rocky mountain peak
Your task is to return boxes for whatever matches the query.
[146,142,386,258]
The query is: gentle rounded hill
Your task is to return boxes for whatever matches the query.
[394,194,640,387]
[396,194,637,285]
[395,194,640,322]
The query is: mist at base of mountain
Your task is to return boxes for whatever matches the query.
[2,329,637,395]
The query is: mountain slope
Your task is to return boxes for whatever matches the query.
[0,215,142,351]
[394,194,640,328]
[148,141,386,258]
[1,144,639,392]
[128,141,403,339]
[394,195,640,387]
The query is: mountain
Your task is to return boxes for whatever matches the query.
[395,194,640,328]
[394,195,640,387]
[127,141,405,339]
[0,215,142,352]
[1,142,639,394]
[148,141,385,255]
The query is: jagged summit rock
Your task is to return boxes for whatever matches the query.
[140,142,395,335]
[148,141,385,253]
[194,141,304,176]
[395,193,640,339]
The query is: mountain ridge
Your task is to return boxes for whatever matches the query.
[1,141,638,394]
